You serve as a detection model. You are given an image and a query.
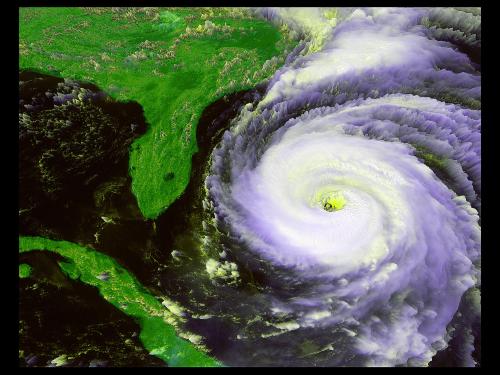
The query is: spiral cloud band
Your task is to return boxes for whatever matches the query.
[198,7,480,366]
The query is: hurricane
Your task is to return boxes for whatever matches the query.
[165,7,481,367]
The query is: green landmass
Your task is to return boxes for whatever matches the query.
[19,263,32,278]
[413,145,449,173]
[19,7,296,219]
[19,236,222,367]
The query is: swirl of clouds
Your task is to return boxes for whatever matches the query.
[202,7,480,366]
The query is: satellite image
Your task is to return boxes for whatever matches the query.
[19,7,481,367]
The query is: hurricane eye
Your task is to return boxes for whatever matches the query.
[320,192,345,212]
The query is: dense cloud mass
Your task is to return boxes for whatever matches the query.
[188,7,481,366]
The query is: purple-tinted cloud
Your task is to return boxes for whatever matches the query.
[201,7,481,366]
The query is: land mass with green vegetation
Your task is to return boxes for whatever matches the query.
[20,7,296,219]
[19,236,222,367]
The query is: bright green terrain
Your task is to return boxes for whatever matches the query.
[19,263,32,278]
[19,236,222,367]
[20,7,295,218]
[412,145,449,176]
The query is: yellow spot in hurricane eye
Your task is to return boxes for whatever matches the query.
[310,189,346,212]
[310,188,346,212]
[322,192,346,212]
